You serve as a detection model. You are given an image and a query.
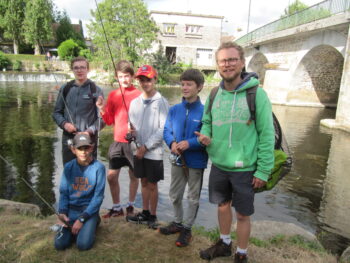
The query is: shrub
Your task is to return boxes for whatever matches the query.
[58,39,82,60]
[13,60,22,71]
[0,51,12,70]
[79,49,92,60]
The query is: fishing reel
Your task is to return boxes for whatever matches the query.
[169,153,182,166]
[125,132,136,144]
[67,139,73,148]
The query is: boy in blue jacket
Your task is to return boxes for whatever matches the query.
[54,133,106,251]
[161,69,208,247]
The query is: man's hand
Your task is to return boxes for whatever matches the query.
[96,96,105,113]
[63,122,77,134]
[136,145,147,159]
[176,140,189,153]
[71,220,83,235]
[57,214,69,227]
[252,177,266,189]
[194,131,211,146]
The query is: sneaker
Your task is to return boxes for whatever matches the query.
[147,215,159,229]
[175,228,192,247]
[234,252,248,263]
[102,208,124,218]
[199,239,232,260]
[159,222,183,235]
[126,205,134,216]
[126,211,149,224]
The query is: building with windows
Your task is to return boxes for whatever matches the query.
[150,11,223,69]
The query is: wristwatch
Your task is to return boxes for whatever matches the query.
[78,216,85,223]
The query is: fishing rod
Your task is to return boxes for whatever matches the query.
[0,154,71,229]
[93,0,130,121]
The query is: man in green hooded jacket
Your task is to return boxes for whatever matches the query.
[196,42,274,263]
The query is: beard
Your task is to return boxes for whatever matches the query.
[219,70,241,83]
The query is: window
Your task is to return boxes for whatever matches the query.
[163,23,176,36]
[185,25,202,35]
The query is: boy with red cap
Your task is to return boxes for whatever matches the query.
[126,65,169,228]
[96,60,141,218]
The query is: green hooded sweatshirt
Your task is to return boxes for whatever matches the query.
[200,74,274,181]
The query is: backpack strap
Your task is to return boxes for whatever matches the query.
[62,80,76,100]
[205,86,219,114]
[246,85,258,125]
[62,80,97,104]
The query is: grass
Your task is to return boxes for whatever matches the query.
[0,208,338,263]
[4,54,46,62]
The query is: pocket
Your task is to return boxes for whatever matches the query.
[208,139,248,169]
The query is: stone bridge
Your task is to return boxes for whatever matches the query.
[237,2,350,131]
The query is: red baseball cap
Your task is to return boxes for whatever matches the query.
[135,65,158,79]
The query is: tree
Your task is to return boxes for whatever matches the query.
[57,39,81,60]
[0,0,27,54]
[88,0,158,66]
[23,0,54,55]
[55,11,85,47]
[283,0,308,16]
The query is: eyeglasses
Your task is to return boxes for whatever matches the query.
[73,66,87,71]
[217,58,240,66]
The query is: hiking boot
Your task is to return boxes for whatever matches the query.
[126,205,134,216]
[102,208,124,218]
[234,252,248,263]
[147,215,159,230]
[199,239,232,260]
[175,228,192,247]
[159,222,183,235]
[126,211,149,224]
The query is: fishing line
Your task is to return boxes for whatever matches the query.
[93,0,130,120]
[0,153,71,229]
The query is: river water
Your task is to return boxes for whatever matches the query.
[0,80,349,255]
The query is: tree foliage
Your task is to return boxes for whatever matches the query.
[0,51,11,70]
[55,11,85,47]
[0,0,27,54]
[57,39,82,60]
[283,0,308,16]
[88,0,158,66]
[23,0,54,55]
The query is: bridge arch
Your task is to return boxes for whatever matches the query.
[288,44,343,107]
[246,52,269,85]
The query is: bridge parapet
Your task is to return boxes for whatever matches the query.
[237,0,350,46]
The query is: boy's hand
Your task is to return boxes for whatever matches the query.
[194,131,211,146]
[64,122,77,134]
[171,142,180,155]
[57,214,69,227]
[72,220,83,235]
[96,96,105,113]
[136,145,147,159]
[176,140,189,152]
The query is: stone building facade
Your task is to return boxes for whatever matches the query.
[150,11,223,69]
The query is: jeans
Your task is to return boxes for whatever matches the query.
[54,208,100,251]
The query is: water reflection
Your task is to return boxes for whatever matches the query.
[0,82,58,215]
[0,81,350,254]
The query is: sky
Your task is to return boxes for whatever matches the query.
[53,0,321,38]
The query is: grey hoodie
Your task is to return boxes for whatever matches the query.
[129,91,169,160]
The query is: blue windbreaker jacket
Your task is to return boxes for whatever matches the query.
[163,97,208,169]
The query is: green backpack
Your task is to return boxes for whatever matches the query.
[206,85,292,193]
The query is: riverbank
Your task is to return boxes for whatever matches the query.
[0,200,339,263]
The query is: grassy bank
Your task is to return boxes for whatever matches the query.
[0,208,337,263]
[4,54,46,62]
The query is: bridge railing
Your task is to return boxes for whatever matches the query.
[236,0,350,45]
